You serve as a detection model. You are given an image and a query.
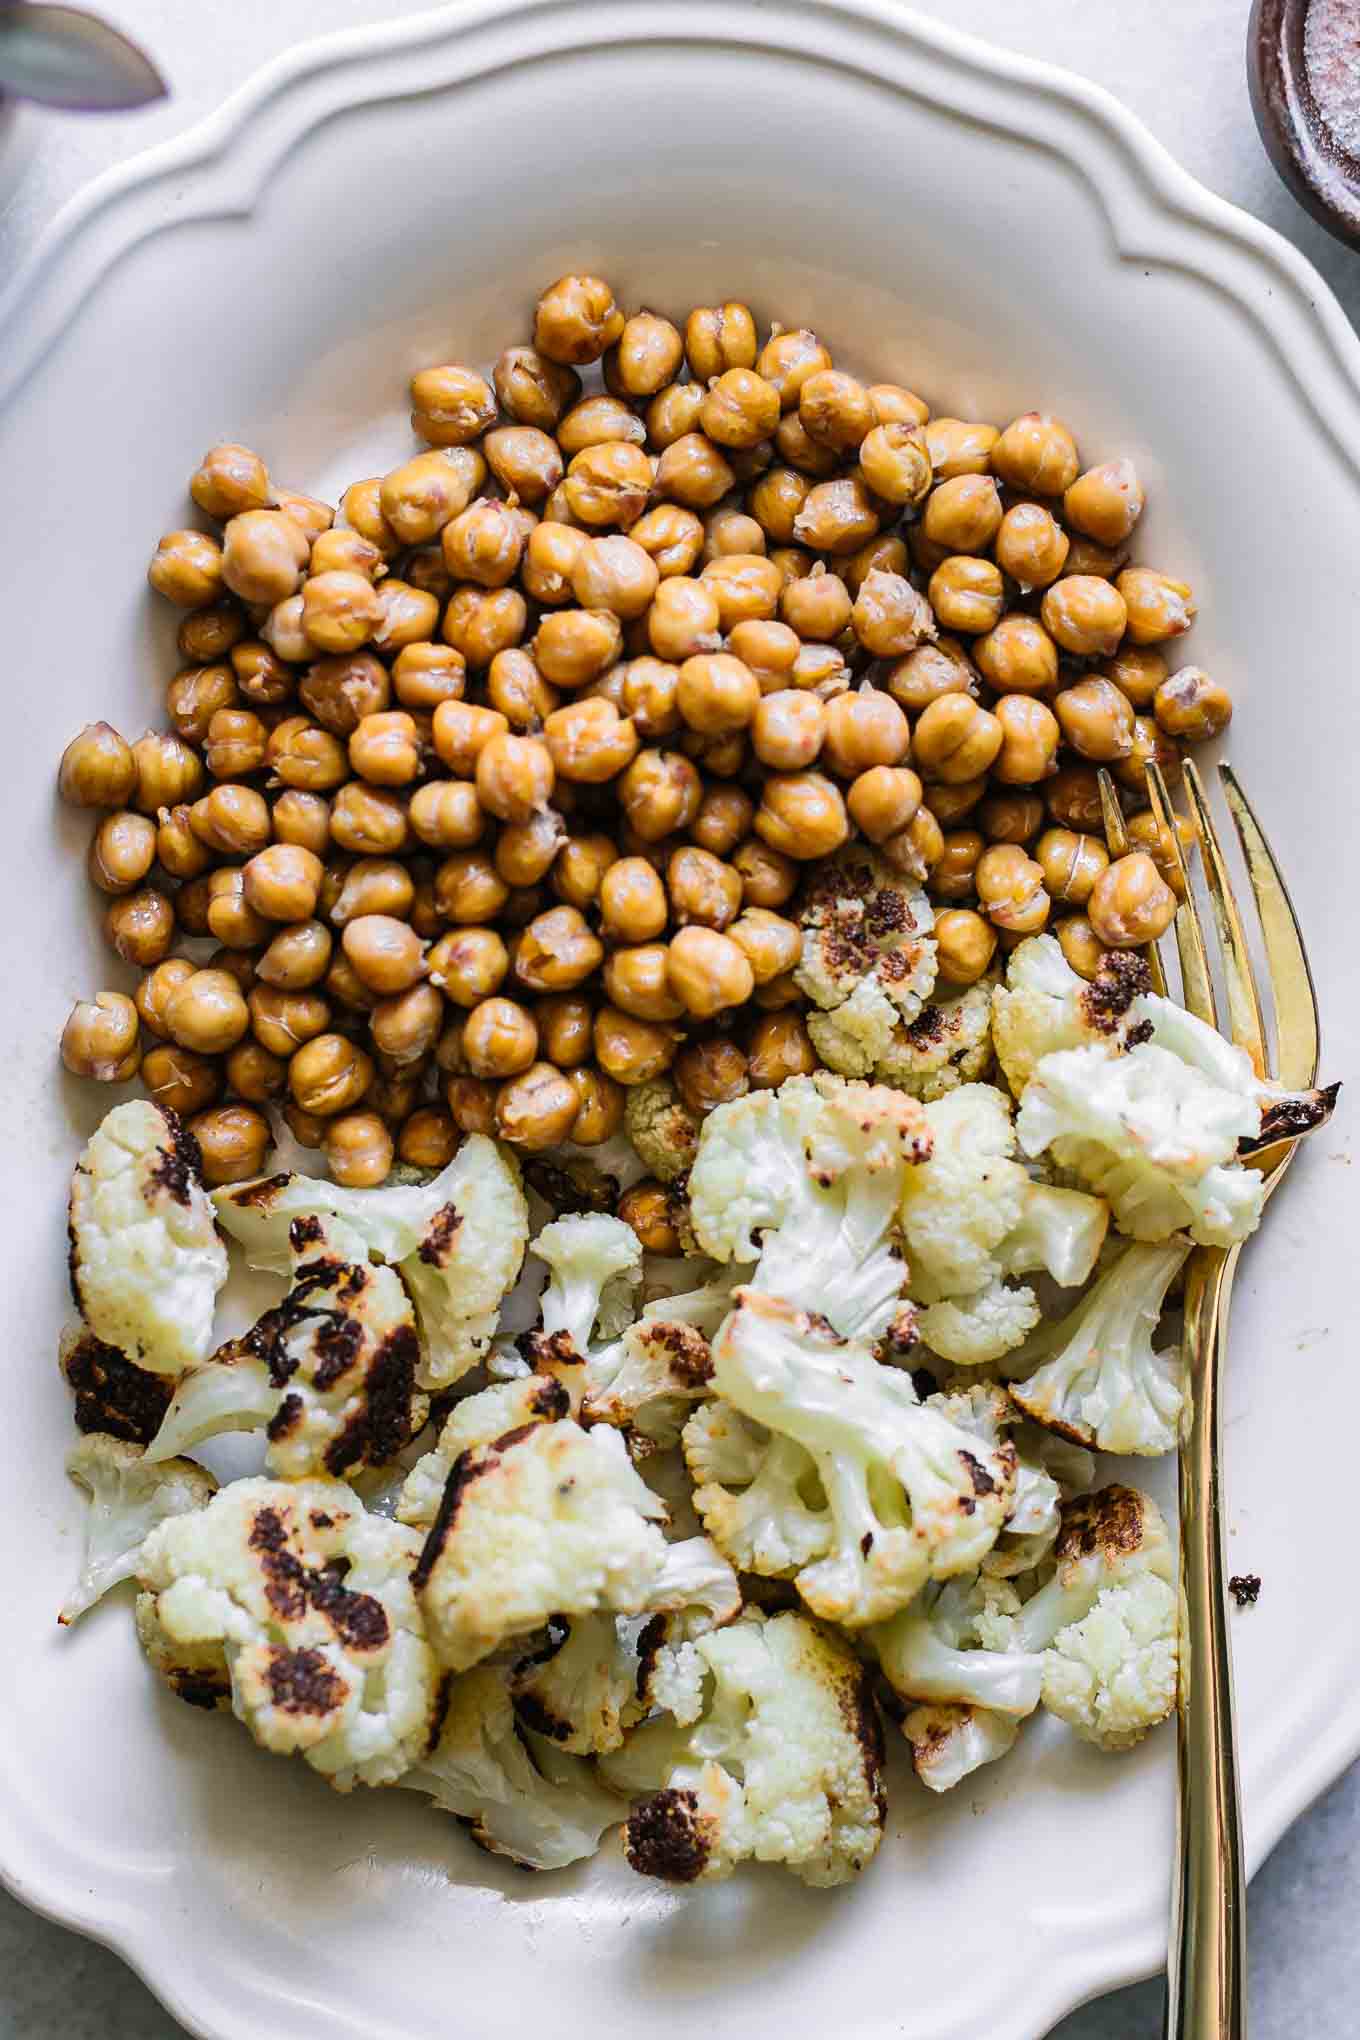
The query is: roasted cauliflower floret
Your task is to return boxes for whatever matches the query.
[134,1589,230,1711]
[869,1574,1044,1718]
[874,981,995,1100]
[897,1701,1020,1794]
[991,935,1150,1095]
[581,1316,715,1445]
[687,1073,930,1342]
[624,1077,702,1184]
[59,1435,216,1626]
[396,1375,570,1532]
[1005,1238,1191,1454]
[796,849,937,1077]
[400,1664,627,1869]
[146,1214,423,1480]
[59,1320,174,1445]
[214,1135,530,1389]
[602,1610,885,1888]
[706,1291,1016,1626]
[522,1213,642,1411]
[68,1100,227,1376]
[138,1476,441,1789]
[411,1419,669,1672]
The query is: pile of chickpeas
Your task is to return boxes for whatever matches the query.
[56,271,1232,1190]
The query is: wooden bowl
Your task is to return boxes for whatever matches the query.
[1249,0,1360,248]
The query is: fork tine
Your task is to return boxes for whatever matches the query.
[1180,759,1269,1078]
[1096,768,1168,996]
[1219,763,1320,1091]
[1145,763,1217,1028]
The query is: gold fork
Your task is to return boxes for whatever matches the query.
[1097,758,1332,2040]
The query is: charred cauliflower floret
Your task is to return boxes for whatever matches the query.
[581,1316,715,1446]
[796,849,937,1077]
[214,1135,530,1390]
[703,1291,1016,1626]
[396,1373,570,1532]
[874,981,995,1100]
[135,1590,231,1711]
[602,1609,885,1888]
[59,1435,216,1626]
[59,1320,174,1445]
[624,1077,702,1184]
[992,935,1150,1095]
[411,1419,669,1672]
[68,1100,227,1376]
[138,1476,441,1789]
[522,1213,642,1412]
[897,1701,1021,1794]
[146,1214,423,1481]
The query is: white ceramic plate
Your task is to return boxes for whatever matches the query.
[2,4,1358,2035]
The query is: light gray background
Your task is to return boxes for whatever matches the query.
[3,3,1356,2035]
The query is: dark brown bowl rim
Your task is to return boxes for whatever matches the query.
[1249,0,1360,249]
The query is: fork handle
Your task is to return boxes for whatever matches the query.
[1165,1245,1248,2040]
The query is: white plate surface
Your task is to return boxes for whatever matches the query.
[1,4,1357,2036]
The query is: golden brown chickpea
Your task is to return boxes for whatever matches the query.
[975,844,1050,934]
[647,432,731,511]
[989,411,1079,495]
[378,449,483,548]
[208,946,259,995]
[927,556,1006,635]
[564,1065,622,1146]
[679,728,747,780]
[141,1044,221,1118]
[430,699,508,779]
[427,926,510,1007]
[1064,459,1145,547]
[309,527,384,581]
[1112,567,1195,646]
[340,479,401,560]
[702,509,766,563]
[743,469,806,548]
[186,1104,271,1186]
[134,958,196,1039]
[439,498,524,589]
[443,1074,496,1134]
[1050,914,1104,982]
[298,570,381,656]
[669,1037,747,1117]
[625,505,702,582]
[617,1178,684,1252]
[188,784,271,858]
[1112,712,1183,795]
[1125,810,1195,898]
[556,396,645,461]
[491,1062,576,1151]
[673,652,757,736]
[617,748,703,842]
[664,925,755,1018]
[370,982,444,1066]
[699,554,781,631]
[603,943,685,1021]
[224,1039,289,1105]
[852,424,929,512]
[220,509,310,607]
[147,528,224,609]
[790,641,851,695]
[242,843,324,923]
[748,326,825,408]
[591,856,663,946]
[188,442,271,521]
[163,968,250,1055]
[591,1006,678,1086]
[328,782,411,856]
[534,275,624,365]
[561,442,653,530]
[850,570,934,660]
[403,779,481,852]
[860,382,924,428]
[200,707,266,782]
[925,417,999,479]
[934,906,999,986]
[59,722,136,807]
[789,475,879,554]
[931,829,985,901]
[664,845,740,931]
[100,886,174,967]
[682,301,756,381]
[245,985,328,1058]
[397,1106,459,1170]
[60,990,140,1082]
[372,580,440,655]
[430,848,506,925]
[994,501,1070,589]
[1061,534,1125,579]
[727,907,801,984]
[329,858,415,926]
[739,1009,815,1090]
[612,656,678,740]
[495,809,569,888]
[171,875,212,936]
[923,777,988,826]
[274,796,333,864]
[127,732,202,817]
[442,584,528,667]
[341,914,426,995]
[640,384,702,455]
[551,833,617,914]
[1097,645,1167,711]
[751,688,826,772]
[1153,666,1233,743]
[638,581,714,666]
[974,614,1059,698]
[261,593,311,665]
[407,361,497,446]
[1088,851,1176,948]
[275,489,333,541]
[776,567,848,645]
[923,473,1004,555]
[1041,577,1129,660]
[564,534,656,620]
[165,665,238,748]
[602,312,681,400]
[460,995,539,1080]
[231,639,295,708]
[1041,769,1103,839]
[257,920,332,990]
[772,409,839,477]
[912,693,1002,784]
[391,641,466,713]
[767,544,815,587]
[754,771,849,861]
[882,638,974,715]
[699,369,780,452]
[522,999,586,1075]
[846,764,924,844]
[529,607,622,690]
[821,686,910,778]
[177,600,247,664]
[992,694,1061,786]
[976,791,1045,844]
[1034,827,1110,907]
[494,345,581,429]
[289,1032,373,1116]
[266,718,347,792]
[200,871,262,952]
[792,371,869,455]
[727,838,793,910]
[473,731,554,825]
[346,709,419,788]
[1054,674,1136,762]
[316,1110,392,1188]
[513,904,604,994]
[87,810,155,895]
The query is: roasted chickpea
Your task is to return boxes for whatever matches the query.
[1064,459,1145,546]
[289,1032,373,1116]
[342,914,426,995]
[934,906,998,986]
[186,442,271,521]
[555,396,644,461]
[617,749,703,842]
[86,810,155,895]
[921,473,1002,556]
[736,1010,815,1093]
[594,998,679,1084]
[134,958,196,1040]
[1154,666,1233,744]
[242,843,324,923]
[165,666,237,749]
[540,697,638,784]
[295,570,379,656]
[1125,810,1195,898]
[60,990,140,1082]
[850,423,930,515]
[1087,851,1175,948]
[101,886,174,967]
[882,639,973,716]
[438,497,523,589]
[406,779,484,851]
[243,985,327,1058]
[977,790,1045,844]
[495,808,568,887]
[729,837,795,909]
[328,858,414,926]
[267,718,348,793]
[341,709,417,789]
[645,432,730,511]
[987,411,1078,495]
[404,360,496,445]
[256,920,332,990]
[767,544,815,587]
[1038,772,1100,842]
[308,528,383,582]
[931,829,985,901]
[534,274,624,365]
[1112,712,1182,796]
[994,501,1070,589]
[457,995,538,1080]
[676,301,753,380]
[992,694,1061,786]
[618,1178,683,1252]
[550,833,616,914]
[600,311,681,401]
[612,656,678,741]
[1041,576,1129,661]
[171,875,213,936]
[442,584,528,667]
[523,997,588,1073]
[530,607,623,690]
[1054,675,1136,762]
[692,368,774,452]
[924,417,999,480]
[394,1106,457,1170]
[668,1038,746,1118]
[147,528,224,609]
[431,848,507,925]
[561,1065,620,1146]
[923,777,988,827]
[339,479,400,560]
[821,686,910,779]
[789,475,878,555]
[184,1104,270,1186]
[310,1110,391,1190]
[725,907,800,985]
[512,904,603,993]
[589,856,663,947]
[1034,827,1110,907]
[671,652,756,737]
[127,732,202,817]
[199,707,266,782]
[219,509,309,607]
[392,641,467,713]
[603,943,685,1021]
[560,442,652,530]
[208,946,259,995]
[222,1039,288,1105]
[1109,567,1195,646]
[777,567,848,645]
[429,700,507,779]
[231,639,295,708]
[275,489,334,542]
[754,771,849,860]
[791,641,850,695]
[1041,917,1100,988]
[845,764,923,845]
[370,982,444,1066]
[639,385,702,457]
[440,1075,493,1135]
[681,727,748,779]
[189,783,271,857]
[140,1044,221,1118]
[702,510,765,564]
[177,601,246,665]
[744,470,808,549]
[427,926,509,1006]
[161,967,249,1055]
[751,689,826,772]
[371,579,440,656]
[664,925,755,1018]
[494,345,580,429]
[625,507,703,585]
[975,844,1050,934]
[974,614,1059,698]
[697,556,779,633]
[911,693,1001,784]
[473,731,553,825]
[258,797,320,866]
[927,556,1006,635]
[747,328,824,409]
[489,1062,575,1151]
[772,410,840,477]
[662,845,739,931]
[845,570,930,662]
[562,536,655,623]
[1095,646,1166,712]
